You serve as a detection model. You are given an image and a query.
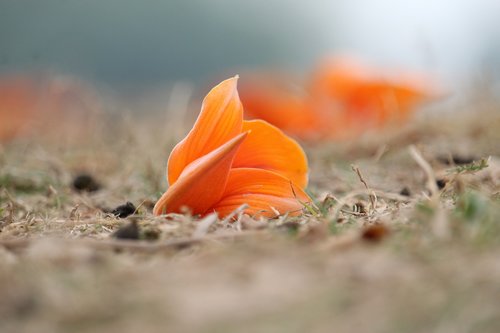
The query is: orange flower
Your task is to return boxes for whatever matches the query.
[0,75,39,141]
[153,77,311,218]
[309,56,438,135]
[0,74,100,142]
[239,56,439,141]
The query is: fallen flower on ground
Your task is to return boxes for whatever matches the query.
[239,56,440,141]
[0,75,38,141]
[0,74,100,142]
[153,76,311,218]
[309,56,439,136]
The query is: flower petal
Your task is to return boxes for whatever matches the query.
[239,76,319,139]
[154,132,247,216]
[167,76,243,184]
[232,120,309,188]
[310,56,440,136]
[212,168,311,218]
[309,56,374,99]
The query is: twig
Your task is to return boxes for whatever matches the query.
[408,145,449,239]
[408,145,439,198]
[351,165,369,190]
[351,165,377,214]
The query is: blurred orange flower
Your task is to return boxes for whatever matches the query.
[153,77,311,218]
[0,74,100,142]
[239,56,440,141]
[0,75,39,141]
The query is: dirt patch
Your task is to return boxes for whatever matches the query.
[1,101,500,333]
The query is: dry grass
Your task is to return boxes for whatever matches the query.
[1,95,500,333]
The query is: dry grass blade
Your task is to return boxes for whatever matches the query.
[221,204,249,226]
[0,87,499,333]
[1,188,27,210]
[192,213,218,238]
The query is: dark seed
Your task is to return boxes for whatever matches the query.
[362,224,389,242]
[112,219,139,240]
[452,156,475,165]
[72,174,101,192]
[436,178,447,190]
[399,187,411,197]
[437,155,475,166]
[112,202,137,218]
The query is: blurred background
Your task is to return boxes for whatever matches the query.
[1,0,500,142]
[1,0,499,88]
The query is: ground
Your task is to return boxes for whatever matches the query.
[1,97,500,333]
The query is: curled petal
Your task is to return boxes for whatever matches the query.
[233,120,309,188]
[212,168,311,218]
[154,132,247,216]
[167,76,243,184]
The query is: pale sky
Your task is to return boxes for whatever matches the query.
[1,0,499,86]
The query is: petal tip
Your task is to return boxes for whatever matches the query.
[213,76,240,101]
[222,75,239,86]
